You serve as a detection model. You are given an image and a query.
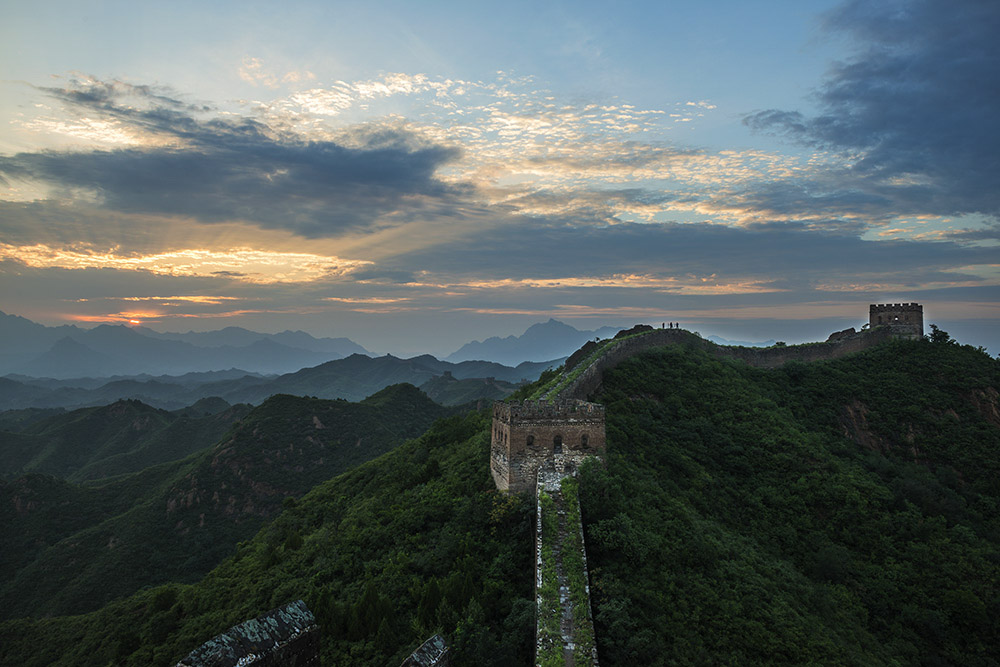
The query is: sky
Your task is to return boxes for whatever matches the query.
[1,0,997,357]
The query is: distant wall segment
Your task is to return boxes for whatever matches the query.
[492,307,917,494]
[558,326,903,401]
[559,329,704,401]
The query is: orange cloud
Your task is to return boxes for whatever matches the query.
[0,243,372,284]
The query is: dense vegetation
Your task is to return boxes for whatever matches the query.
[0,398,251,482]
[580,337,1000,665]
[0,410,535,666]
[1,334,997,666]
[0,384,451,619]
[0,353,553,411]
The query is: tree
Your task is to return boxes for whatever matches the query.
[927,324,952,344]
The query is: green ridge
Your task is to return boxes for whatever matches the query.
[2,335,998,666]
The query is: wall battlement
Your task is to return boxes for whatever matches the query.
[870,302,923,312]
[493,399,605,421]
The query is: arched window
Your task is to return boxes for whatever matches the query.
[526,434,535,447]
[553,435,563,454]
[581,434,589,448]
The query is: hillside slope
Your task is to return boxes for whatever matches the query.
[581,337,1000,665]
[0,409,535,666]
[1,337,997,666]
[0,384,452,619]
[0,399,251,482]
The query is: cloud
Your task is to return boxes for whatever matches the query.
[0,77,464,237]
[239,57,315,88]
[361,217,998,292]
[0,242,371,283]
[744,0,1000,221]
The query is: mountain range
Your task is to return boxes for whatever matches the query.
[0,384,453,619]
[445,318,622,365]
[0,312,616,390]
[0,353,558,412]
[0,311,369,378]
[2,335,997,665]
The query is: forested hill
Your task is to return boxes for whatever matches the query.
[1,336,998,666]
[0,384,452,620]
[0,398,252,482]
[582,336,1000,664]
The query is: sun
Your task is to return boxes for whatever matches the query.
[128,319,141,325]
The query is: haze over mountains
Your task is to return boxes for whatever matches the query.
[0,311,369,378]
[445,319,622,365]
[0,354,554,411]
[1,312,781,414]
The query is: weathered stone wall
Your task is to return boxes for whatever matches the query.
[401,634,450,666]
[535,473,599,666]
[491,400,605,493]
[494,315,909,492]
[176,600,320,667]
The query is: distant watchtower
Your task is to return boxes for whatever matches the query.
[491,400,605,494]
[869,303,923,338]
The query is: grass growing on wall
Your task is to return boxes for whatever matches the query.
[531,330,658,401]
[559,476,596,664]
[537,490,562,667]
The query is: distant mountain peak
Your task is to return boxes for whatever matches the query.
[444,319,621,365]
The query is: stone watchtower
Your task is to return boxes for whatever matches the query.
[491,400,606,494]
[869,302,923,338]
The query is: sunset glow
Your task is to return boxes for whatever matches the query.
[1,0,997,355]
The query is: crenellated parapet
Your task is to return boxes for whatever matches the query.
[493,399,605,421]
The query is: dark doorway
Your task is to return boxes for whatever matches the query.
[553,435,563,454]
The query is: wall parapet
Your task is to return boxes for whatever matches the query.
[870,302,922,312]
[494,400,605,421]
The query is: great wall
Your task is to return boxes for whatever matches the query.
[488,303,923,667]
[178,303,923,667]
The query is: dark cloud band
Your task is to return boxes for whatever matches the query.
[743,0,1000,221]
